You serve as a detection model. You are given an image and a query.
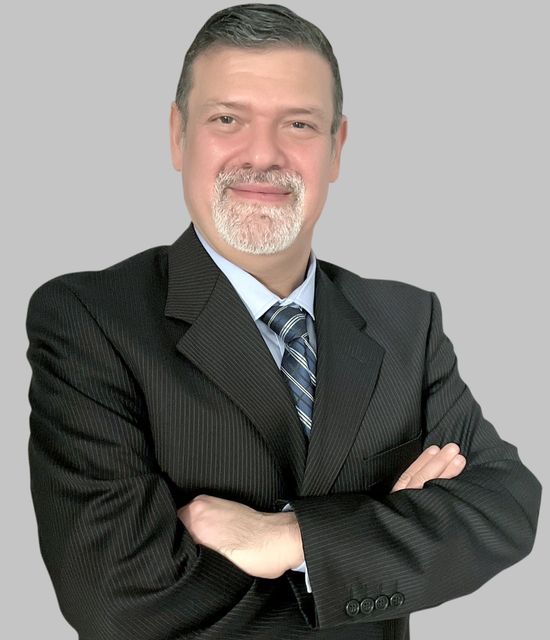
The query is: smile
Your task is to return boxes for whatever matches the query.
[228,186,292,202]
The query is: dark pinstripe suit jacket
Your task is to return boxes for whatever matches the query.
[26,222,541,640]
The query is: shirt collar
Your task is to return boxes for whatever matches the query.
[194,225,316,321]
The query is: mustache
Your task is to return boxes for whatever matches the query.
[214,168,304,197]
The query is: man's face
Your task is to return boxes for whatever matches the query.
[170,45,347,256]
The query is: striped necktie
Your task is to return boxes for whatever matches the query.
[260,302,317,440]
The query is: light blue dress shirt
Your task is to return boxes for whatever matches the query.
[194,226,314,593]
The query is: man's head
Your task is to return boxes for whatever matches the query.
[175,4,343,139]
[169,3,347,258]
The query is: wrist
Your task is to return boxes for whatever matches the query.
[287,519,305,569]
[262,511,304,571]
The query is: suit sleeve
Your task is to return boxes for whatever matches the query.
[26,278,255,639]
[290,290,542,629]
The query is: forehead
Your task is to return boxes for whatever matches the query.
[188,46,334,114]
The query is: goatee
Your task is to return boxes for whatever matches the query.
[211,168,305,255]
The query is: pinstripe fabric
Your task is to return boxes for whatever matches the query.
[26,222,541,639]
[260,302,317,441]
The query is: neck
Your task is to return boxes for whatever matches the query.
[244,251,311,299]
[196,223,312,299]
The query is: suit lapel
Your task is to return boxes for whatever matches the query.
[164,223,385,499]
[165,224,307,493]
[300,266,385,496]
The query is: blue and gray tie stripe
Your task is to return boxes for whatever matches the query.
[260,302,316,439]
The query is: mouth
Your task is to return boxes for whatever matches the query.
[228,184,292,202]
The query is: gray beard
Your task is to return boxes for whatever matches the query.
[210,169,306,255]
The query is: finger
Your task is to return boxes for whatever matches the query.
[390,446,440,493]
[437,454,467,480]
[406,443,461,489]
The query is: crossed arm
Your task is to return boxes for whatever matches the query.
[27,280,540,636]
[177,442,467,579]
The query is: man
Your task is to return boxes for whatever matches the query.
[26,4,541,639]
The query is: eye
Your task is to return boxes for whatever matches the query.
[217,115,235,125]
[291,121,310,129]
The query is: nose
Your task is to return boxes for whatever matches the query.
[240,121,287,172]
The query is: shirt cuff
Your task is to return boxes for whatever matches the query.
[281,502,312,593]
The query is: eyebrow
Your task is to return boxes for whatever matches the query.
[201,100,327,119]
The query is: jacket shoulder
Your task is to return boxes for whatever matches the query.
[318,258,434,311]
[27,243,170,312]
[318,259,438,351]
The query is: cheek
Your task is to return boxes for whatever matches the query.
[187,131,235,168]
[302,164,331,200]
[297,162,332,222]
[292,142,333,182]
[182,144,223,200]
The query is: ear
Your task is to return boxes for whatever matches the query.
[328,115,348,182]
[169,102,185,172]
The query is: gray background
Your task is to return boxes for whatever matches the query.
[2,1,547,637]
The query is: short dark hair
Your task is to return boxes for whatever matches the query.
[174,3,343,136]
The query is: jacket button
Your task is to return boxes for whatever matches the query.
[390,592,405,607]
[360,598,375,614]
[345,599,361,617]
[375,595,389,610]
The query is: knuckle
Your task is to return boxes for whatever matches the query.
[397,472,411,485]
[414,471,428,484]
[406,474,425,489]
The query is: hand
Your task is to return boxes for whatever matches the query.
[177,494,304,579]
[391,442,466,492]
